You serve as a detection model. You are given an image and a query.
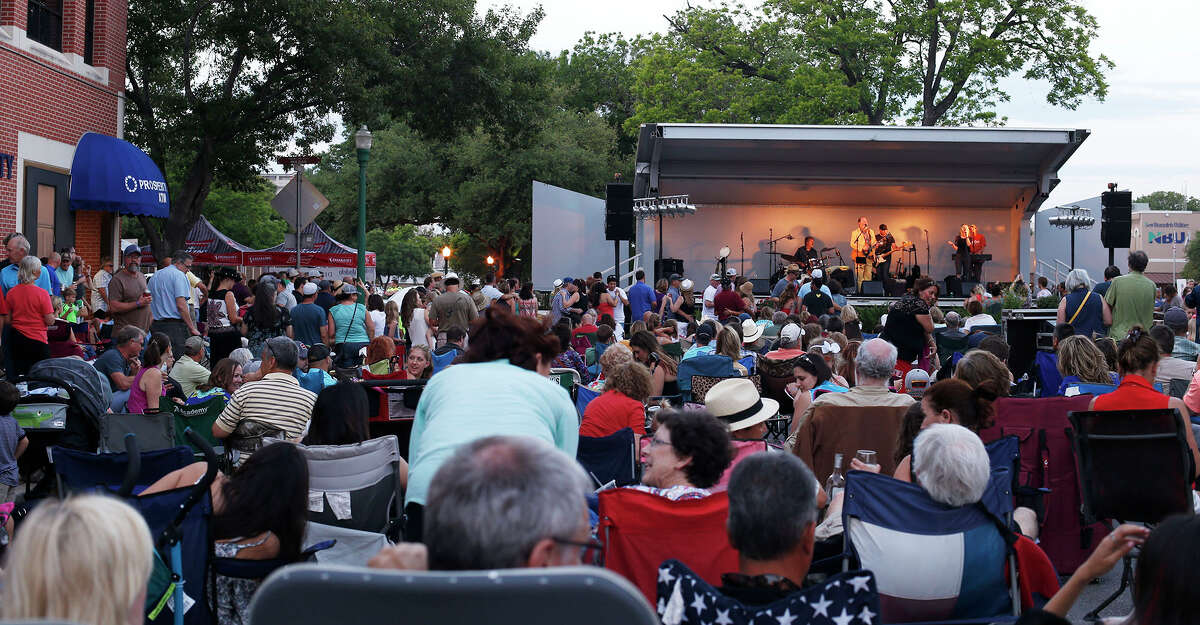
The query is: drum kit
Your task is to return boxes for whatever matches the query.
[767,248,846,283]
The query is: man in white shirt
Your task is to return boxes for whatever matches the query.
[605,275,628,339]
[480,272,503,307]
[702,273,720,321]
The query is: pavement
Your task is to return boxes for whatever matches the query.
[1064,567,1134,624]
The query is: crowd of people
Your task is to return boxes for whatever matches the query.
[0,243,1197,625]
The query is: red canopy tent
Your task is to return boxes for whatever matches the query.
[242,221,376,271]
[139,215,252,265]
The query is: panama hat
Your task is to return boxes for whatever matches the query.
[705,378,778,432]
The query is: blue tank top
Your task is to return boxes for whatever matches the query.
[1063,287,1104,339]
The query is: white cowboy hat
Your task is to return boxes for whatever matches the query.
[740,318,763,343]
[705,378,779,432]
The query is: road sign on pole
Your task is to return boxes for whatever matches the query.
[270,176,329,232]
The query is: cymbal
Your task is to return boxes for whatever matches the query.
[765,251,786,255]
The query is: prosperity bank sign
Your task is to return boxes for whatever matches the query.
[124,175,169,205]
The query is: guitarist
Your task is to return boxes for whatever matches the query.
[850,216,875,290]
[874,224,898,282]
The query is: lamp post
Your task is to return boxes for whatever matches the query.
[441,245,451,273]
[354,125,372,283]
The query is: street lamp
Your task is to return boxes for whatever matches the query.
[486,255,495,266]
[441,245,451,272]
[354,125,372,283]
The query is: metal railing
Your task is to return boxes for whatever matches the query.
[600,253,643,287]
[1035,258,1095,288]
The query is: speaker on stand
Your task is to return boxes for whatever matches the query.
[654,258,684,284]
[605,183,634,241]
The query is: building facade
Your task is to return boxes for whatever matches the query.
[0,0,126,267]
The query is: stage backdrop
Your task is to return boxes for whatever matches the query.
[531,181,614,290]
[638,204,1019,287]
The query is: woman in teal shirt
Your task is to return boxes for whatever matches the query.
[327,284,374,368]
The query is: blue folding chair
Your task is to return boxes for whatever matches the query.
[431,347,461,375]
[677,354,737,402]
[1034,351,1062,398]
[577,428,638,487]
[841,469,1019,624]
[50,445,194,495]
[575,384,601,418]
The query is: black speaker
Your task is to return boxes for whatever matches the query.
[1006,318,1052,380]
[1101,190,1132,248]
[860,281,884,296]
[886,278,907,296]
[749,278,771,295]
[605,183,634,241]
[654,258,683,283]
[944,275,963,297]
[829,267,854,293]
[962,280,980,296]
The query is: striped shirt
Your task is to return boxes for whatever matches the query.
[215,372,316,439]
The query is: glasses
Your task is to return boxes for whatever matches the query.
[648,436,671,448]
[552,537,604,564]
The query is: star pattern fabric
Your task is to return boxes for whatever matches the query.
[656,560,880,625]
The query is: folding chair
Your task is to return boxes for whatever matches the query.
[655,560,880,625]
[100,411,175,452]
[50,445,194,495]
[757,354,803,414]
[936,333,970,368]
[690,374,761,404]
[662,341,684,362]
[1063,383,1117,397]
[677,354,738,402]
[295,435,404,535]
[575,384,602,419]
[247,564,658,625]
[793,404,908,483]
[303,521,389,567]
[841,469,1019,623]
[550,367,581,402]
[361,378,425,423]
[578,427,638,487]
[1033,351,1062,398]
[431,346,461,375]
[173,396,226,457]
[1068,408,1195,621]
[598,488,739,604]
[1168,377,1190,399]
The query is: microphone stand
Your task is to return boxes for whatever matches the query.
[740,232,744,276]
[923,229,931,278]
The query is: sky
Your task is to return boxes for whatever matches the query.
[480,0,1200,209]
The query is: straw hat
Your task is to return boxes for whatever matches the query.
[705,378,778,432]
[740,318,763,343]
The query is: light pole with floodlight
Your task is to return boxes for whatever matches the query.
[354,125,372,283]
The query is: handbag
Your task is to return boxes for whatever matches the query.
[333,304,364,368]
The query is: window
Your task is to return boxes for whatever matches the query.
[83,0,96,65]
[26,0,63,51]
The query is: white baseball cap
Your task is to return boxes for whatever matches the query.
[812,268,824,279]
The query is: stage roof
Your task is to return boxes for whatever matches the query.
[633,124,1089,214]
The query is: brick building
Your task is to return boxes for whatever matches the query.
[0,0,128,268]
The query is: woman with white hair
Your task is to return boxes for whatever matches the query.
[912,423,991,507]
[1056,268,1110,340]
[5,255,54,377]
[1,495,154,625]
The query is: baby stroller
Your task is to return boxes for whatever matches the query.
[15,357,113,497]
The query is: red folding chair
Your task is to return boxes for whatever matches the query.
[598,488,738,605]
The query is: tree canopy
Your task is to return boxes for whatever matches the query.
[1136,191,1200,212]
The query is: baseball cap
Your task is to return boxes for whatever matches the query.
[307,269,323,278]
[340,284,358,295]
[696,324,715,341]
[669,273,682,282]
[562,276,574,284]
[184,335,206,356]
[286,268,299,277]
[444,273,461,286]
[307,343,331,362]
[318,280,332,291]
[301,282,318,296]
[1165,306,1189,330]
[681,279,694,290]
[904,368,932,397]
[122,244,141,258]
[725,268,737,277]
[780,323,804,343]
[710,273,721,281]
[812,268,824,279]
[295,341,309,361]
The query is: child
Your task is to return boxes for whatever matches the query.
[60,286,83,323]
[51,295,64,320]
[0,381,28,504]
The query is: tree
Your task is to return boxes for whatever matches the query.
[622,0,1112,129]
[201,181,288,249]
[1136,191,1200,212]
[365,226,436,280]
[555,33,644,159]
[1183,235,1200,281]
[124,0,544,260]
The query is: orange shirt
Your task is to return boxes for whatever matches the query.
[580,390,646,437]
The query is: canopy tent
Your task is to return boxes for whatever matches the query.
[69,132,170,218]
[242,221,376,271]
[138,215,253,266]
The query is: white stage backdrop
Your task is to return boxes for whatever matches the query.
[531,181,614,290]
[638,205,1020,286]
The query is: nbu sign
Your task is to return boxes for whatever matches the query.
[1148,230,1188,245]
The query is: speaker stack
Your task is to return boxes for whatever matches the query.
[654,258,684,283]
[1100,190,1132,249]
[605,183,634,241]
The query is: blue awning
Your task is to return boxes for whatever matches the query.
[68,132,170,218]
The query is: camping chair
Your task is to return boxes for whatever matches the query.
[550,367,581,402]
[758,354,803,414]
[294,435,404,536]
[1068,408,1195,621]
[575,384,601,419]
[690,374,761,404]
[50,445,193,495]
[1063,383,1117,397]
[247,564,658,625]
[677,354,738,402]
[1168,377,1190,399]
[577,428,638,487]
[361,378,425,423]
[1033,351,1062,398]
[304,521,390,567]
[793,404,908,482]
[935,333,970,368]
[100,412,176,452]
[598,488,739,604]
[585,346,596,366]
[841,469,1020,623]
[431,346,461,375]
[662,341,684,362]
[173,396,226,457]
[654,560,880,625]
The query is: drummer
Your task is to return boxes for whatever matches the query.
[795,236,821,269]
[770,263,801,298]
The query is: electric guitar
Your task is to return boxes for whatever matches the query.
[875,241,913,265]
